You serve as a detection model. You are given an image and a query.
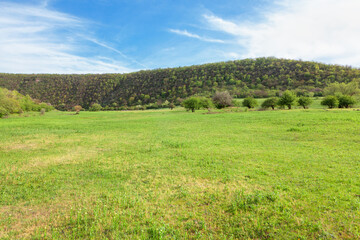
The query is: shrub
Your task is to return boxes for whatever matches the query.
[89,103,102,111]
[146,103,159,109]
[321,96,339,109]
[39,103,53,112]
[199,97,213,110]
[338,95,356,108]
[242,97,258,109]
[74,105,82,114]
[0,106,9,118]
[0,96,21,114]
[162,100,170,108]
[261,97,278,110]
[56,103,66,111]
[169,102,175,110]
[212,91,232,109]
[20,95,36,111]
[232,99,242,107]
[278,91,297,109]
[297,96,313,109]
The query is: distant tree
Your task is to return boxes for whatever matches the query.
[321,96,339,109]
[74,105,82,114]
[278,91,297,109]
[89,103,102,111]
[242,97,258,109]
[182,97,201,112]
[261,97,278,110]
[297,96,313,109]
[338,95,356,108]
[212,91,232,109]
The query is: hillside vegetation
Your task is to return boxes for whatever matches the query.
[1,58,359,110]
[0,87,53,118]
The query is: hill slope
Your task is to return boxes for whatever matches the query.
[1,57,359,109]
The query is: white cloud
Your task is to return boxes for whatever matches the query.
[203,0,360,67]
[0,1,135,73]
[169,29,225,43]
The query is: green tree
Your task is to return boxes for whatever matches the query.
[297,96,313,109]
[278,91,297,109]
[242,97,258,109]
[338,95,356,108]
[182,97,201,112]
[321,96,339,109]
[261,97,278,110]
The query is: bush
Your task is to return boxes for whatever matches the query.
[199,97,213,110]
[0,106,9,118]
[278,91,297,109]
[321,96,339,109]
[89,103,102,111]
[212,91,232,109]
[39,103,53,112]
[74,105,82,114]
[338,95,356,108]
[242,97,258,109]
[169,102,175,110]
[56,103,67,111]
[261,97,278,110]
[146,103,159,109]
[297,96,313,109]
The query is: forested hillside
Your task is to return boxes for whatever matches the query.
[1,57,359,110]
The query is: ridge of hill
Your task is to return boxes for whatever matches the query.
[1,57,359,109]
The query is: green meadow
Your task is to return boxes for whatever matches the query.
[0,107,360,239]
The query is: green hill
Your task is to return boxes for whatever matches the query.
[1,57,359,109]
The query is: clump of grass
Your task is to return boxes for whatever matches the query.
[228,190,278,213]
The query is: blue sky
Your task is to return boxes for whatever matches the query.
[1,0,360,73]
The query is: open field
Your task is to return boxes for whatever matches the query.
[1,108,360,239]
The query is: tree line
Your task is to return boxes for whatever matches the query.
[182,81,359,112]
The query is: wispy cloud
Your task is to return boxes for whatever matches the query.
[201,0,360,66]
[0,1,137,73]
[169,29,225,43]
[83,36,148,68]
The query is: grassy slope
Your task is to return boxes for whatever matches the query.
[0,108,359,239]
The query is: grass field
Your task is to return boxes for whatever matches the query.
[1,107,360,239]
